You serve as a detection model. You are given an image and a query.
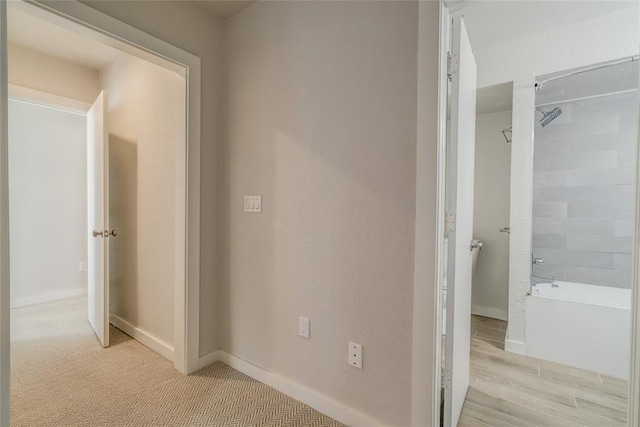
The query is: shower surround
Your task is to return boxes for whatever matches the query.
[532,91,639,289]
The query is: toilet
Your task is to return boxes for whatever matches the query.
[442,238,482,335]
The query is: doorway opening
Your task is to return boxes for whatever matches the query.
[438,2,640,426]
[1,7,204,424]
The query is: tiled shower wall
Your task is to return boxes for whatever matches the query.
[532,91,639,288]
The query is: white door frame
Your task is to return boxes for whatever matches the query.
[630,27,640,425]
[6,0,202,375]
[412,1,448,425]
[0,1,10,425]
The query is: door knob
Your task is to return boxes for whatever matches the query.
[470,240,483,251]
[92,229,117,238]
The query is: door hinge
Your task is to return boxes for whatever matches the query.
[447,52,459,81]
[442,368,452,390]
[445,212,456,233]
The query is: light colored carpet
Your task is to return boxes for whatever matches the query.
[11,297,343,427]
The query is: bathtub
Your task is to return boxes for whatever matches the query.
[526,281,631,379]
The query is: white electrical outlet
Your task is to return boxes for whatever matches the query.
[244,195,262,213]
[348,341,363,369]
[79,261,87,272]
[299,317,309,339]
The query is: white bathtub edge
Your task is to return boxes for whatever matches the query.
[525,291,630,379]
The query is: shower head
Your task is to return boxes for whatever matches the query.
[536,107,563,127]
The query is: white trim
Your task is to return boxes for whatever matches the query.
[110,314,175,361]
[413,1,449,426]
[8,84,91,114]
[504,333,526,355]
[629,11,640,425]
[198,350,382,427]
[471,305,508,322]
[198,349,221,370]
[11,289,87,309]
[0,1,10,424]
[13,0,202,374]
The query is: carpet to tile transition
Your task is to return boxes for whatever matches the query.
[11,297,343,426]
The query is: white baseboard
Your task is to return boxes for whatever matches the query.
[505,338,526,355]
[10,288,87,309]
[109,313,174,362]
[198,350,382,426]
[471,305,508,321]
[198,350,220,370]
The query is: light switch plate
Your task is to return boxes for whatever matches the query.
[299,317,309,339]
[244,195,262,213]
[348,341,363,369]
[79,261,87,272]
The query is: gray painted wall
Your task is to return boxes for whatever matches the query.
[532,91,639,288]
[222,2,418,424]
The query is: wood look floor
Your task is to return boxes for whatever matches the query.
[459,315,629,427]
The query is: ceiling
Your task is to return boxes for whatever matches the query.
[192,0,257,20]
[8,8,120,70]
[452,0,638,53]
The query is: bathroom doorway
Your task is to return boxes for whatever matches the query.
[458,55,639,427]
[471,82,513,324]
[438,1,640,426]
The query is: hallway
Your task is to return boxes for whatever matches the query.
[11,298,341,426]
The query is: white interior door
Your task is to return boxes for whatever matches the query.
[87,90,109,347]
[444,15,477,427]
[0,2,10,424]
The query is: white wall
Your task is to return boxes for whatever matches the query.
[472,110,512,320]
[476,8,640,89]
[471,4,640,351]
[79,0,223,356]
[8,98,87,307]
[8,43,99,104]
[222,1,418,424]
[99,53,185,353]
